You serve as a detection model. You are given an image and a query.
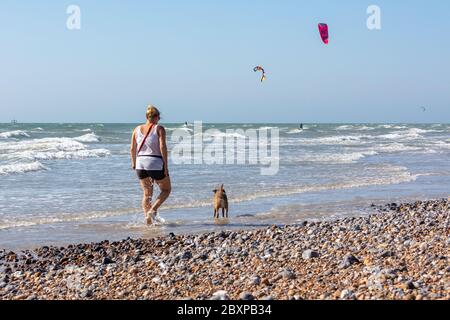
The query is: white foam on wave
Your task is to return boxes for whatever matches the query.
[336,125,375,131]
[299,135,364,145]
[432,141,450,150]
[73,133,100,142]
[0,161,47,175]
[293,150,378,164]
[356,126,375,131]
[258,126,277,130]
[287,129,303,134]
[168,127,194,133]
[197,131,247,139]
[80,128,92,132]
[377,125,408,129]
[336,125,354,130]
[0,130,30,139]
[0,135,110,169]
[377,128,440,141]
[33,127,44,131]
[22,149,111,161]
[371,143,422,153]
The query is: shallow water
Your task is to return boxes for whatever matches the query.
[0,123,449,250]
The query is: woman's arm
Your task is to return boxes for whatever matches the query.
[158,126,169,176]
[130,129,137,170]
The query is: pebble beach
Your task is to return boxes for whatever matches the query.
[1,199,448,300]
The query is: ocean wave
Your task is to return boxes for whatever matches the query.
[371,143,422,153]
[377,125,407,129]
[432,141,450,150]
[377,128,440,140]
[356,126,376,131]
[0,130,30,139]
[0,135,110,164]
[0,137,87,153]
[80,128,92,132]
[0,161,48,175]
[287,129,303,134]
[258,126,277,130]
[336,125,354,130]
[73,133,100,143]
[299,135,365,145]
[292,150,378,164]
[336,125,375,131]
[197,131,248,139]
[168,127,194,133]
[21,148,111,161]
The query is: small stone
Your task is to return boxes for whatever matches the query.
[181,251,192,260]
[102,257,114,265]
[211,290,229,300]
[249,275,261,286]
[403,281,416,290]
[81,289,93,298]
[279,269,296,280]
[139,284,148,290]
[302,249,320,260]
[339,254,360,268]
[239,292,255,300]
[340,289,355,300]
[152,277,161,284]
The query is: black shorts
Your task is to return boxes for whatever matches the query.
[136,168,166,181]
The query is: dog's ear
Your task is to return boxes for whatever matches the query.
[220,184,224,191]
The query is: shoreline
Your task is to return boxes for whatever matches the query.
[0,199,448,300]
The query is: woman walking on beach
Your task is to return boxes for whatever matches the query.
[130,105,171,225]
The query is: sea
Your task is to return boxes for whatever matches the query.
[0,123,449,250]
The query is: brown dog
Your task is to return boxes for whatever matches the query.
[213,184,229,218]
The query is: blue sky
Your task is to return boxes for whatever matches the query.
[0,0,449,123]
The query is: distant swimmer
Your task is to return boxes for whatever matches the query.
[299,123,303,130]
[421,107,426,112]
[184,121,188,126]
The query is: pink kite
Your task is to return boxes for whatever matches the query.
[318,23,329,44]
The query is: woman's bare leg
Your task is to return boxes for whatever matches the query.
[150,176,171,213]
[139,178,154,217]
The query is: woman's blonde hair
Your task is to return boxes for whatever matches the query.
[146,105,160,121]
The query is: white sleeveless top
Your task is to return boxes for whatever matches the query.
[135,125,164,171]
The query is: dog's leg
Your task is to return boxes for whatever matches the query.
[214,208,217,219]
[222,208,225,218]
[225,207,229,218]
